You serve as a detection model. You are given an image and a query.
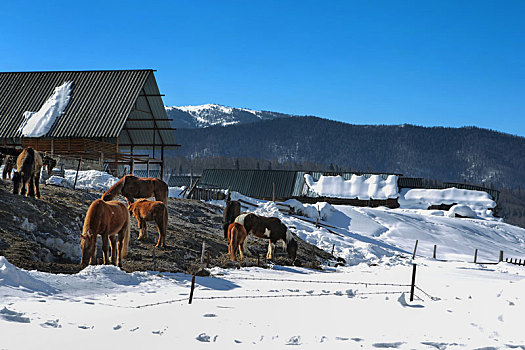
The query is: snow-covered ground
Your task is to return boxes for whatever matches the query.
[2,170,525,349]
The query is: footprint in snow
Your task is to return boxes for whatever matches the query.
[113,324,122,330]
[78,325,93,330]
[40,319,61,328]
[336,337,349,341]
[197,333,211,342]
[286,336,302,345]
[0,307,30,323]
[372,341,405,348]
[203,313,217,318]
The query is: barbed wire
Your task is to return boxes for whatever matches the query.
[213,276,411,288]
[108,289,417,309]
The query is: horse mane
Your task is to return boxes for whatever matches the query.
[103,176,126,200]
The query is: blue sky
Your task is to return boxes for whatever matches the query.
[1,1,524,136]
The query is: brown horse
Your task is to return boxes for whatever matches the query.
[80,199,130,267]
[12,148,55,198]
[235,213,298,262]
[128,199,168,247]
[102,175,168,205]
[227,222,248,261]
[12,148,43,197]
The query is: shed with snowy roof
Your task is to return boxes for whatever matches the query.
[0,69,179,178]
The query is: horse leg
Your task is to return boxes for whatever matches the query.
[101,235,110,264]
[109,235,117,265]
[266,241,275,260]
[28,176,35,197]
[20,179,27,196]
[34,172,41,198]
[155,218,164,248]
[137,219,148,240]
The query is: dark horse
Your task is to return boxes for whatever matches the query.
[222,194,241,239]
[102,175,168,205]
[80,199,130,267]
[235,213,298,262]
[227,222,248,261]
[2,155,16,180]
[12,148,56,198]
[1,147,22,180]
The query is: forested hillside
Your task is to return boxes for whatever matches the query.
[168,116,525,189]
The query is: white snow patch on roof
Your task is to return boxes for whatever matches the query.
[304,174,399,200]
[18,81,73,137]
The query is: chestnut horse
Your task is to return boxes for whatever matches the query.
[223,199,241,239]
[128,199,168,247]
[80,199,130,267]
[227,222,248,261]
[102,175,168,205]
[235,213,298,262]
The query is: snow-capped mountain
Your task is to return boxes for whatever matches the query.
[165,104,292,129]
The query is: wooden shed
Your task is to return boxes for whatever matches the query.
[0,69,179,178]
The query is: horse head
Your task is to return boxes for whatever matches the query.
[12,171,22,195]
[80,231,96,266]
[286,238,298,263]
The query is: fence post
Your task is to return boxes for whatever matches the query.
[152,247,157,271]
[499,250,504,262]
[474,249,478,263]
[410,264,417,302]
[73,157,82,190]
[200,241,206,264]
[433,245,437,259]
[272,182,276,202]
[206,250,210,268]
[412,240,418,260]
[331,244,335,256]
[189,274,196,304]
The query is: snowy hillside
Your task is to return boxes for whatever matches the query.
[165,104,292,129]
[2,169,525,348]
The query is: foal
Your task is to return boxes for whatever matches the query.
[128,199,168,247]
[227,222,248,261]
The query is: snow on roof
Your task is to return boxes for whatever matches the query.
[304,174,399,200]
[400,187,496,208]
[17,81,73,137]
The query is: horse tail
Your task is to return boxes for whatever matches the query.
[158,179,168,205]
[227,224,235,261]
[121,210,130,258]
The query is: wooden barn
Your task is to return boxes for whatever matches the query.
[0,69,179,178]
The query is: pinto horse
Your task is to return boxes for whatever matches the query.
[80,199,130,267]
[128,199,168,247]
[227,222,248,261]
[222,199,241,239]
[102,175,168,206]
[235,213,298,262]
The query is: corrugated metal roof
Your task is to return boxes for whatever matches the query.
[133,169,162,179]
[168,175,199,187]
[0,69,177,146]
[200,169,301,199]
